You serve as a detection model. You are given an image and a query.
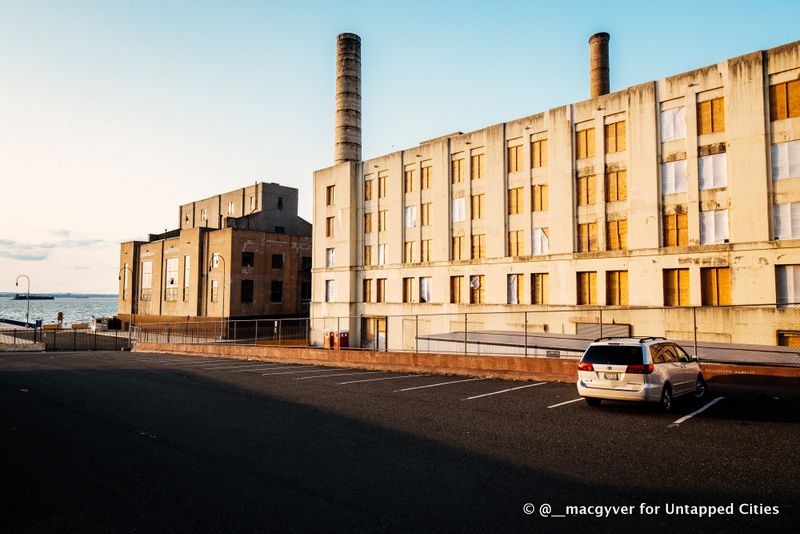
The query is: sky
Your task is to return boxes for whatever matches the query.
[1,0,799,293]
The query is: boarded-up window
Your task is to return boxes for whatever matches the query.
[778,331,800,347]
[507,274,523,304]
[606,219,629,250]
[421,203,432,226]
[471,194,485,219]
[508,230,524,257]
[404,241,414,263]
[662,160,688,194]
[663,212,689,247]
[605,170,627,201]
[472,234,486,259]
[364,179,373,201]
[326,216,335,237]
[378,210,387,231]
[471,154,485,180]
[699,153,727,190]
[532,184,549,211]
[701,267,731,306]
[577,175,597,205]
[363,279,372,303]
[697,97,725,134]
[451,158,464,183]
[404,169,415,193]
[576,128,596,159]
[452,236,464,260]
[376,279,386,303]
[470,275,485,304]
[606,270,628,306]
[700,209,729,245]
[364,212,373,233]
[776,265,800,306]
[577,271,598,305]
[531,273,549,304]
[402,277,413,303]
[774,202,800,240]
[664,268,690,306]
[531,139,548,168]
[508,187,524,214]
[769,80,800,121]
[605,121,626,153]
[451,197,466,222]
[507,144,523,172]
[421,240,432,262]
[450,276,464,304]
[577,223,598,252]
[326,185,336,206]
[363,245,373,266]
[420,166,432,189]
[661,107,686,141]
[772,140,800,180]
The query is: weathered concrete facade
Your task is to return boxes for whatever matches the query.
[311,37,800,348]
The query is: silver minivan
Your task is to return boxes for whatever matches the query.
[576,337,707,410]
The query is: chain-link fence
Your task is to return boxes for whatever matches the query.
[0,327,133,351]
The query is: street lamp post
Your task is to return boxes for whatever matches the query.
[15,274,31,326]
[118,265,135,338]
[209,254,226,339]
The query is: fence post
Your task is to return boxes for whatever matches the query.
[415,314,419,353]
[524,311,528,358]
[278,319,282,346]
[73,329,77,351]
[599,308,604,339]
[254,320,258,346]
[464,313,468,356]
[167,328,171,344]
[93,330,97,351]
[693,306,698,359]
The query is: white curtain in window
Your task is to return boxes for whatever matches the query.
[469,275,481,290]
[451,198,465,222]
[776,265,800,306]
[661,160,687,194]
[699,153,727,190]
[700,209,729,245]
[507,275,519,304]
[772,140,800,180]
[660,107,686,142]
[419,277,431,303]
[326,248,334,268]
[377,244,386,265]
[531,228,549,256]
[325,280,335,302]
[404,206,416,228]
[774,203,800,240]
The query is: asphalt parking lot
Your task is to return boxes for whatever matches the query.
[1,351,798,533]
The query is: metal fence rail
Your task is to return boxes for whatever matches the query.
[0,328,133,352]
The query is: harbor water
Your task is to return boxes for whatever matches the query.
[0,296,118,325]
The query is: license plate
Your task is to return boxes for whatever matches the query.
[603,372,619,380]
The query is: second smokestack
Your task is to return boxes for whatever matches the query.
[334,33,362,164]
[589,32,610,98]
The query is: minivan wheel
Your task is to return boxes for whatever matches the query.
[660,385,673,412]
[585,397,601,407]
[693,376,707,400]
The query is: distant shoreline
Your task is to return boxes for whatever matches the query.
[0,293,118,299]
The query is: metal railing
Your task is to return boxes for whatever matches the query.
[0,327,133,352]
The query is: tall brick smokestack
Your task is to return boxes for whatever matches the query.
[334,33,361,163]
[589,32,610,98]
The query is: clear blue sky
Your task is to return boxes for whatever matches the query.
[1,0,798,293]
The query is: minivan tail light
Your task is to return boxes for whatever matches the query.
[625,363,654,374]
[578,362,594,371]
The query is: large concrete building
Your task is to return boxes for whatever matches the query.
[311,33,800,350]
[119,183,312,326]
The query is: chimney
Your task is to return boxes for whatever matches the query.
[589,32,610,98]
[334,33,361,164]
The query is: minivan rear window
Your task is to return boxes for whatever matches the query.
[581,345,644,365]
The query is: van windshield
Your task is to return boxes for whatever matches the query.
[582,345,644,365]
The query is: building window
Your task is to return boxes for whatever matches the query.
[507,274,523,304]
[531,228,549,256]
[507,144,523,172]
[402,277,413,303]
[701,267,731,306]
[606,219,628,251]
[363,279,372,303]
[776,265,800,306]
[271,254,283,269]
[122,262,129,301]
[577,271,598,305]
[364,179,373,201]
[377,244,386,265]
[377,210,387,231]
[241,279,254,303]
[770,80,800,121]
[470,275,485,304]
[531,139,548,168]
[508,230,524,257]
[451,158,464,184]
[364,212,373,233]
[378,172,387,198]
[576,175,596,206]
[326,216,335,237]
[772,140,800,180]
[404,206,417,228]
[700,209,729,245]
[420,165,432,189]
[419,277,432,303]
[472,234,486,259]
[140,261,152,300]
[421,240,432,262]
[301,281,311,302]
[325,248,335,268]
[451,197,465,222]
[421,203,432,226]
[249,195,255,211]
[471,194,485,219]
[452,236,464,260]
[663,211,688,247]
[697,97,725,134]
[508,187,523,214]
[577,223,598,252]
[200,208,207,222]
[210,279,218,303]
[605,170,627,202]
[576,128,596,160]
[404,169,415,193]
[663,268,690,307]
[301,256,312,272]
[604,121,626,153]
[450,276,464,304]
[275,226,285,234]
[662,160,688,194]
[699,153,727,190]
[660,107,686,141]
[376,278,386,303]
[227,201,235,215]
[325,280,335,302]
[532,184,548,212]
[183,256,190,302]
[364,245,373,266]
[404,241,414,263]
[326,185,335,206]
[775,203,800,240]
[606,270,628,306]
[242,251,255,267]
[531,273,549,304]
[165,258,179,301]
[778,331,800,347]
[471,153,485,180]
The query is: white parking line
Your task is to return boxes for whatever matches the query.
[294,371,384,381]
[394,377,485,393]
[261,368,345,376]
[462,382,546,401]
[231,365,295,373]
[547,398,585,409]
[337,374,428,385]
[192,363,270,370]
[669,397,725,427]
